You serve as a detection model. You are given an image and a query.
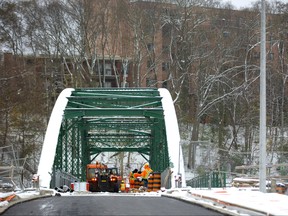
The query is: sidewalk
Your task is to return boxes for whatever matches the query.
[0,189,53,215]
[163,187,288,216]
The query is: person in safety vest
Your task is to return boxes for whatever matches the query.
[141,163,153,188]
[129,169,138,188]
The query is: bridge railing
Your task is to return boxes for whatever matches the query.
[51,170,80,188]
[186,171,226,188]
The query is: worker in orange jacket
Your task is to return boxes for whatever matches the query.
[129,169,141,188]
[141,163,153,188]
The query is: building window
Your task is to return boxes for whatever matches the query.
[146,79,157,87]
[147,60,155,71]
[269,52,274,61]
[223,31,230,37]
[104,63,112,75]
[162,62,169,71]
[147,43,154,52]
[99,63,112,75]
[252,52,260,59]
[26,59,34,65]
[162,24,172,38]
[121,82,129,87]
[162,45,169,53]
[104,82,112,87]
[63,62,73,75]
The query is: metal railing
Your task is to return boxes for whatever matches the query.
[186,171,226,188]
[51,170,80,188]
[0,145,26,190]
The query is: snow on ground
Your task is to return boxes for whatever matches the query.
[0,187,287,215]
[164,187,288,215]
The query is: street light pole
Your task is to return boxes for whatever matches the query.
[259,0,267,193]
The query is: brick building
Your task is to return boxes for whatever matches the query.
[1,0,287,92]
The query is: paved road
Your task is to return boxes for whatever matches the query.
[1,195,225,215]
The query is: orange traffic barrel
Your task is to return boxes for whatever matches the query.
[276,186,286,194]
[147,174,154,192]
[134,180,140,189]
[153,172,161,191]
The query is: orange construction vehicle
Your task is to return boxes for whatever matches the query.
[86,162,121,192]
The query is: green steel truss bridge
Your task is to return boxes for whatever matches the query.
[37,88,185,188]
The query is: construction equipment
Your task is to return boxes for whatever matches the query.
[86,162,121,192]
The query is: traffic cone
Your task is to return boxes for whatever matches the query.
[120,180,125,192]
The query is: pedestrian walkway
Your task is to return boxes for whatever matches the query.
[163,187,288,216]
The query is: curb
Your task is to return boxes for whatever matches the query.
[0,193,52,215]
[187,192,269,215]
[162,192,269,216]
[162,193,239,216]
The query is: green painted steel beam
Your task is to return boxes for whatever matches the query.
[89,147,150,153]
[87,133,151,137]
[67,100,163,109]
[73,88,159,95]
[67,96,162,100]
[64,108,164,119]
[52,88,170,185]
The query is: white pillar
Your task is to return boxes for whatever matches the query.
[259,0,267,193]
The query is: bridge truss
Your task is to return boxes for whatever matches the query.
[37,88,185,188]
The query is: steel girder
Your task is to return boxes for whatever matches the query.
[53,88,170,181]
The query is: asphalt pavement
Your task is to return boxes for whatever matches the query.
[0,194,224,216]
[1,188,286,216]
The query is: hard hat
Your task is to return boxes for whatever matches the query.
[144,163,149,168]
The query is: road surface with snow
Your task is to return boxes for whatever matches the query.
[1,194,224,216]
[1,187,288,216]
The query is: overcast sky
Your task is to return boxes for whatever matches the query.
[225,0,288,9]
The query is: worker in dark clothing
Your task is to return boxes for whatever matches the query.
[129,169,140,188]
[141,163,153,188]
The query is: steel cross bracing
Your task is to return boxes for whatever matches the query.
[52,88,170,182]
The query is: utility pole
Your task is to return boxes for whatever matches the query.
[259,0,267,193]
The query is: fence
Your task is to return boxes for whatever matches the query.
[186,171,226,188]
[52,170,80,188]
[0,145,26,190]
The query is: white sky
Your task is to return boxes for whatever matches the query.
[225,0,288,9]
